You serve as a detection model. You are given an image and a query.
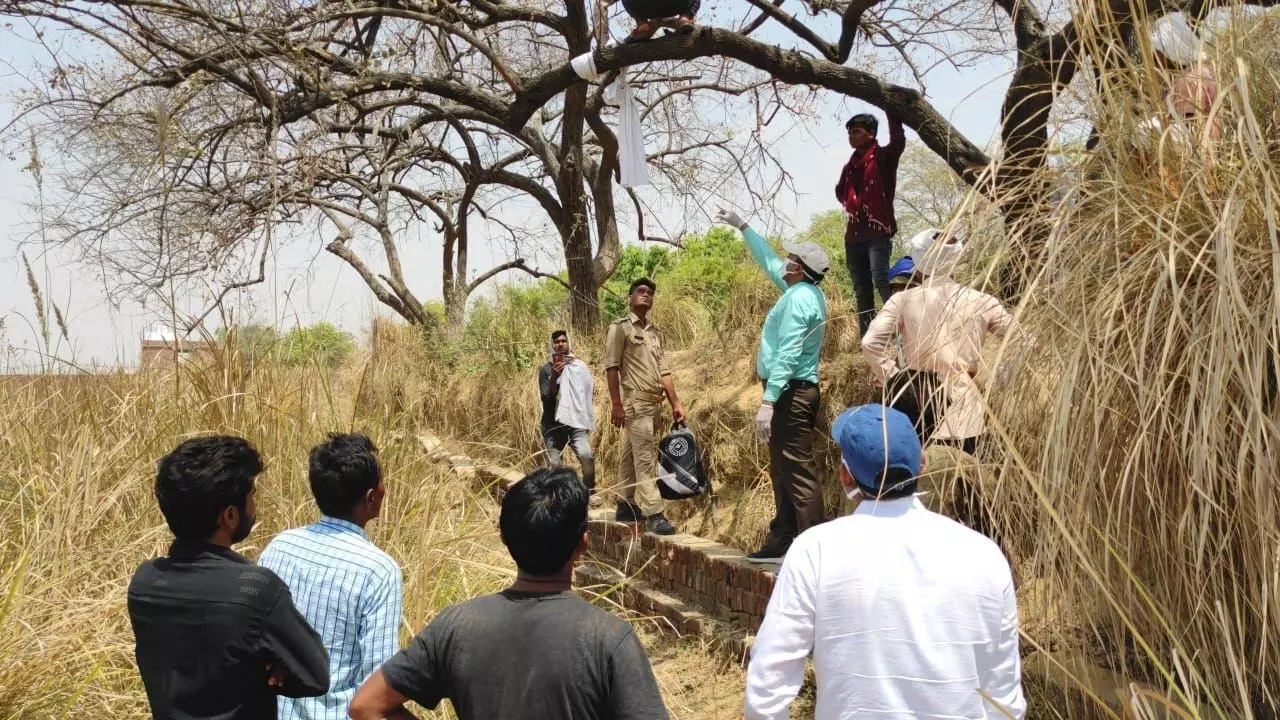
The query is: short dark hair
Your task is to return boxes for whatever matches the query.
[846,113,879,134]
[865,466,917,501]
[309,433,381,518]
[155,435,262,542]
[629,278,656,295]
[551,329,568,342]
[499,467,589,576]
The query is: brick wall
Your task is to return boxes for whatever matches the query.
[420,433,778,642]
[585,514,776,633]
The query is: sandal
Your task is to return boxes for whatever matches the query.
[675,15,695,34]
[624,20,657,43]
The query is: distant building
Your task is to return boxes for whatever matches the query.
[139,322,215,369]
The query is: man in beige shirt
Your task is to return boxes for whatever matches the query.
[605,277,685,536]
[861,229,1021,454]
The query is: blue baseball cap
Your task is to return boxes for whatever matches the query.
[888,256,915,283]
[831,404,922,495]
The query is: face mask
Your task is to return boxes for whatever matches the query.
[841,459,864,500]
[231,506,256,544]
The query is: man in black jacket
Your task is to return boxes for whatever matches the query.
[128,435,329,720]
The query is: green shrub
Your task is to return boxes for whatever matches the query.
[280,322,355,368]
[456,280,570,371]
[216,324,279,362]
[602,245,673,320]
[656,228,749,322]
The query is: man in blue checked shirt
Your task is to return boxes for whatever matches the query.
[716,207,829,564]
[260,433,403,720]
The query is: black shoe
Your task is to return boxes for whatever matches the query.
[645,513,676,536]
[746,543,789,563]
[615,501,643,523]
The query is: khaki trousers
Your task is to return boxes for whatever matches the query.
[617,395,664,516]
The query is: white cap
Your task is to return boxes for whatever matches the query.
[1152,13,1201,66]
[908,228,965,278]
[782,241,831,279]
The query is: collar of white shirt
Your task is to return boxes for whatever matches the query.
[850,494,925,519]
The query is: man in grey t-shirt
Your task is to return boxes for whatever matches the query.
[349,467,668,720]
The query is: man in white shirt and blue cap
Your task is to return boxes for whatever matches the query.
[744,403,1025,720]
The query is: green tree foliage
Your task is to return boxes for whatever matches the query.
[422,301,447,328]
[656,228,749,320]
[457,280,569,370]
[280,322,355,368]
[216,324,279,363]
[601,245,673,320]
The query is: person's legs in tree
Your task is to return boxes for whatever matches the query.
[846,242,876,335]
[675,0,699,29]
[619,0,657,40]
[620,0,696,40]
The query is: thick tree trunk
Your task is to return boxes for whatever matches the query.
[443,285,466,341]
[993,22,1078,303]
[564,222,600,332]
[559,0,599,334]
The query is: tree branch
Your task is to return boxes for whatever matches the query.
[836,0,882,62]
[507,28,991,184]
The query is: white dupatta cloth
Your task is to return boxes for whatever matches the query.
[570,50,650,188]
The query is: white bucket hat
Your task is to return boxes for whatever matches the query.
[908,228,965,278]
[1152,12,1202,66]
[782,241,831,280]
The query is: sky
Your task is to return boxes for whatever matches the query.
[0,13,1015,370]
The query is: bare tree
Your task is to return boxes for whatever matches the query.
[8,0,1274,326]
[894,144,977,240]
[2,0,802,333]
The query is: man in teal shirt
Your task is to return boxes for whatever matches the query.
[716,207,829,563]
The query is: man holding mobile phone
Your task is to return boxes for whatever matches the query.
[538,330,599,505]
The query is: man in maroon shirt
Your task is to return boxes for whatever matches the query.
[836,111,906,335]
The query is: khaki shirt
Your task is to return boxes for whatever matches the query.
[604,312,670,398]
[861,279,1027,440]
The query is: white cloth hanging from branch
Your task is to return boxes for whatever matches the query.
[570,52,651,188]
[604,77,650,187]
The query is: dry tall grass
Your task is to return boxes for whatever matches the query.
[0,351,747,718]
[0,358,484,716]
[974,9,1280,717]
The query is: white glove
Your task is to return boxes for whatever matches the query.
[715,206,747,231]
[755,402,774,441]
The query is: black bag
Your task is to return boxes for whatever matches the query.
[656,422,710,500]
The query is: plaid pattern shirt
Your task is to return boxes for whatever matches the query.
[260,517,403,720]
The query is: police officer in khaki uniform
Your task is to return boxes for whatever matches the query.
[604,278,684,536]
